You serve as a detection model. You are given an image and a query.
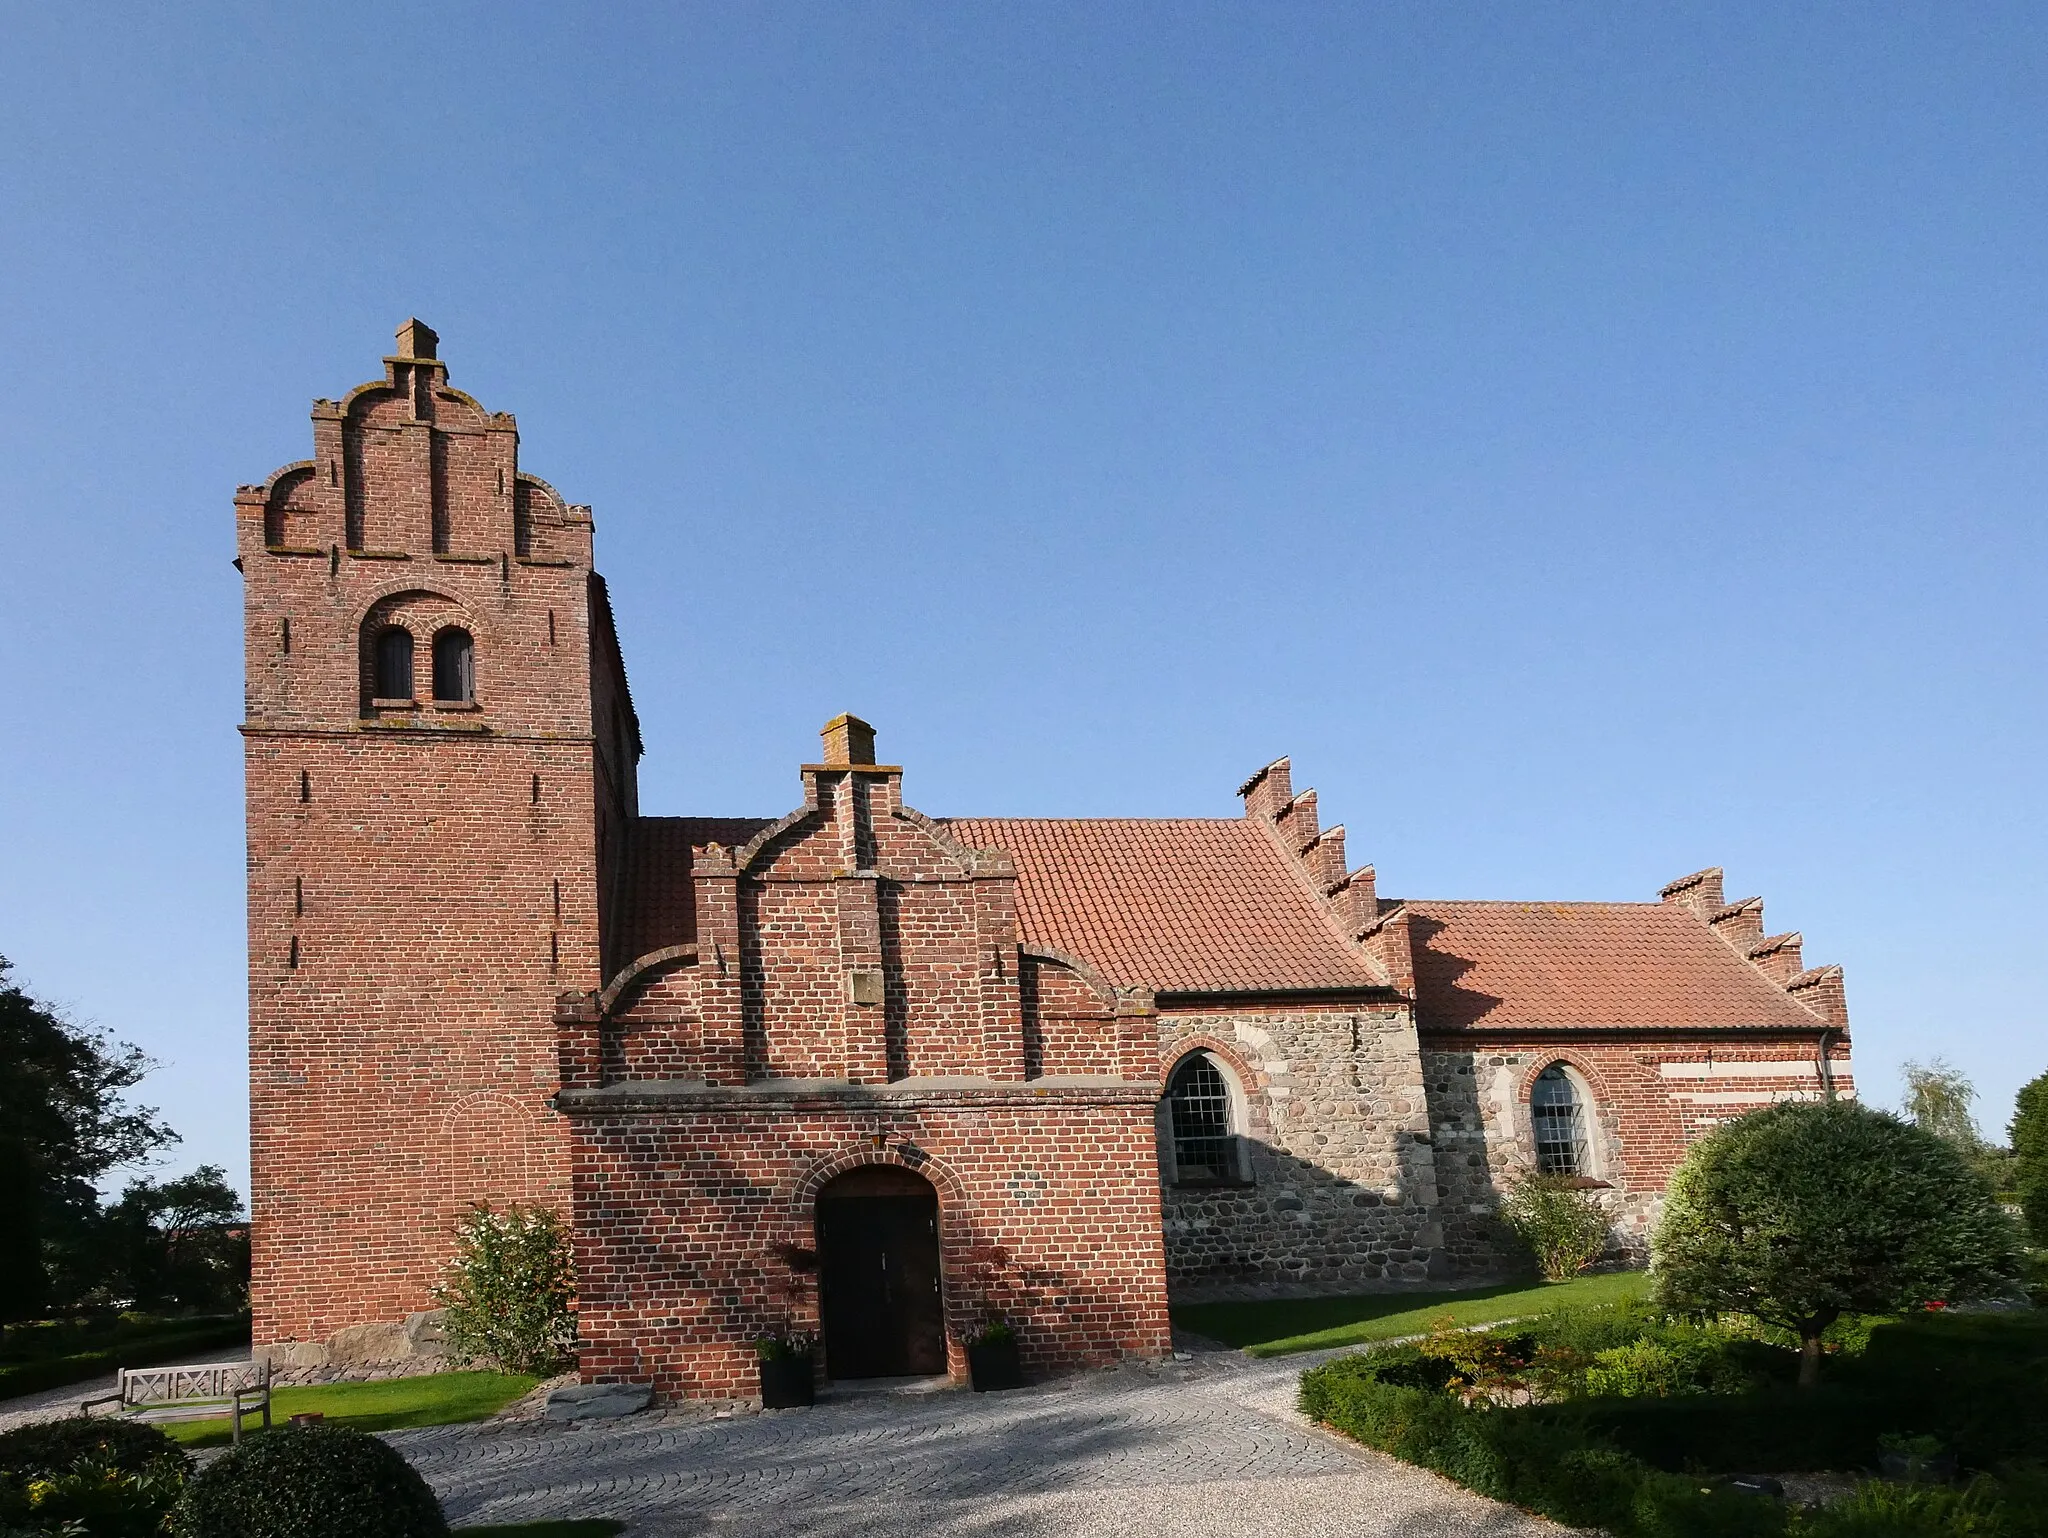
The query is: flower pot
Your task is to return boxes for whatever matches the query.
[968,1337,1022,1392]
[759,1353,815,1409]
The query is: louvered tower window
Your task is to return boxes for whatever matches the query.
[433,628,475,703]
[1531,1064,1589,1176]
[374,627,414,701]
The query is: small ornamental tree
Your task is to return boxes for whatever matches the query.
[1498,1173,1612,1281]
[431,1203,576,1377]
[2013,1069,2048,1245]
[1652,1099,2023,1387]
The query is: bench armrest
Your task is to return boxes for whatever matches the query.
[77,1394,122,1417]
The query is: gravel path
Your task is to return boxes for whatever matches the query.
[395,1351,1560,1538]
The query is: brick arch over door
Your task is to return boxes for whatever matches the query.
[789,1145,969,1219]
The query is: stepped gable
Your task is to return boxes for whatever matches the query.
[941,817,1383,995]
[610,815,772,965]
[1402,891,1833,1032]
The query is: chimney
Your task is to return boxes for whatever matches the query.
[820,713,877,767]
[395,318,439,360]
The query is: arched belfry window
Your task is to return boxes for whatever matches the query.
[1165,1052,1251,1187]
[374,627,415,702]
[1531,1064,1591,1176]
[432,628,475,704]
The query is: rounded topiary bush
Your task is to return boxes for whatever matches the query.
[168,1423,448,1538]
[0,1416,190,1481]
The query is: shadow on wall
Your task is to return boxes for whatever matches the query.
[571,1119,1169,1402]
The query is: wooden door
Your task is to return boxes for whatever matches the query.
[815,1173,945,1378]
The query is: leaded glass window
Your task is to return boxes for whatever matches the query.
[1169,1054,1240,1185]
[1531,1064,1589,1176]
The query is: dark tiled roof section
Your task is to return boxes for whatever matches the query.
[942,818,1378,994]
[613,816,773,964]
[1401,900,1822,1031]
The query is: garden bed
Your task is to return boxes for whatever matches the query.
[1299,1304,2048,1538]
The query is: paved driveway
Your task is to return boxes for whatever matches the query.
[397,1353,1558,1538]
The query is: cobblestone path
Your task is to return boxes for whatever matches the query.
[396,1355,1559,1538]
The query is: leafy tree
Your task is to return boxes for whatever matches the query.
[1652,1099,2023,1387]
[431,1203,576,1376]
[2014,1069,2048,1245]
[81,1165,249,1313]
[1900,1057,1983,1151]
[0,957,174,1320]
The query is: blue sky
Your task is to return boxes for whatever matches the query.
[2,4,2043,1196]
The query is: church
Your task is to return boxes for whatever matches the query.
[237,323,1855,1400]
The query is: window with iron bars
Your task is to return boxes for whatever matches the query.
[1531,1064,1589,1176]
[1168,1054,1245,1185]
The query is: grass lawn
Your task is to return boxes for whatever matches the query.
[161,1370,537,1447]
[453,1526,625,1537]
[1172,1269,1649,1356]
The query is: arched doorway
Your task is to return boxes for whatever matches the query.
[814,1165,946,1379]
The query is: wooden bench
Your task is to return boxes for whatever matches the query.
[81,1360,272,1444]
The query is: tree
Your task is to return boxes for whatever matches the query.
[2015,1070,2048,1245]
[431,1204,576,1376]
[1652,1099,2023,1387]
[0,957,175,1320]
[86,1165,250,1312]
[1900,1058,1982,1151]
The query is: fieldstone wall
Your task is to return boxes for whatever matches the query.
[1158,1006,1444,1296]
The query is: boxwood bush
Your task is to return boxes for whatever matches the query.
[168,1422,448,1538]
[1300,1308,2048,1538]
[0,1417,190,1482]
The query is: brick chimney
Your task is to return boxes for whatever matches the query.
[820,713,877,767]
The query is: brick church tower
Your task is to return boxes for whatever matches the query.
[235,321,638,1361]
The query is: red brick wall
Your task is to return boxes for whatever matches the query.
[1422,1035,1857,1268]
[239,327,635,1354]
[562,1099,1174,1400]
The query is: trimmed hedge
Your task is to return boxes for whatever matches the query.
[1300,1311,2048,1538]
[0,1317,253,1400]
[169,1422,447,1538]
[1300,1357,1782,1538]
[0,1416,190,1481]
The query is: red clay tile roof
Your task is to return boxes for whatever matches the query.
[1401,899,1821,1031]
[943,818,1380,994]
[612,816,771,964]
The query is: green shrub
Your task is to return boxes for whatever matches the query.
[169,1422,447,1538]
[15,1455,186,1538]
[0,1417,189,1482]
[1584,1336,1720,1399]
[1298,1357,1787,1538]
[1500,1175,1614,1281]
[1790,1477,2007,1538]
[1653,1100,2025,1385]
[432,1204,575,1378]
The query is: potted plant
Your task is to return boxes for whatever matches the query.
[755,1329,816,1409]
[966,1319,1022,1392]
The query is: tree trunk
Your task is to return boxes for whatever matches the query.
[1798,1330,1823,1388]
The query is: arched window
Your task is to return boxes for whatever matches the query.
[374,627,414,701]
[1165,1053,1249,1186]
[432,628,475,704]
[1531,1064,1590,1176]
